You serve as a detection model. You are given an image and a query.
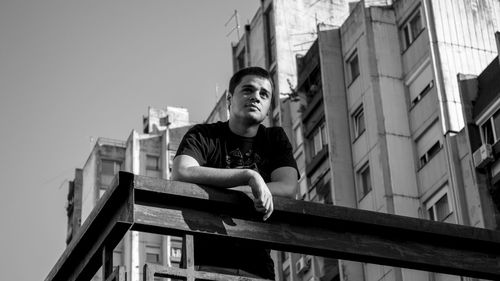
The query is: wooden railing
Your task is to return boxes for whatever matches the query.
[45,171,500,281]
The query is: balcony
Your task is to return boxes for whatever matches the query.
[46,172,500,281]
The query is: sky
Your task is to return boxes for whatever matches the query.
[0,1,260,280]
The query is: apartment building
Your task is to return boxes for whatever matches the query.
[291,0,500,281]
[66,106,192,281]
[457,33,500,230]
[229,1,354,280]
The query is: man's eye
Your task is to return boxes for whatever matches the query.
[260,91,270,98]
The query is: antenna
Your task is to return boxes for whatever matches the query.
[215,83,219,103]
[225,10,241,41]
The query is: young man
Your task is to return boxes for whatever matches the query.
[172,66,298,279]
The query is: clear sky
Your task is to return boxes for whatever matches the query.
[0,1,259,280]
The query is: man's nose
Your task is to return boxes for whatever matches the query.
[249,90,261,101]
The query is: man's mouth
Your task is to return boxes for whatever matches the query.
[246,104,260,110]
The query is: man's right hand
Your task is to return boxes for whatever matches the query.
[248,170,273,221]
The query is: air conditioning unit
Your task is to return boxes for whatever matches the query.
[473,144,494,169]
[296,256,311,274]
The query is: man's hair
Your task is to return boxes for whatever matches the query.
[228,66,274,95]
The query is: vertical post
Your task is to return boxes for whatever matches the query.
[182,234,195,281]
[102,245,114,281]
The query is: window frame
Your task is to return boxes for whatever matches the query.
[346,50,360,85]
[264,6,276,68]
[418,140,442,169]
[425,187,454,222]
[145,245,162,264]
[356,162,372,201]
[310,122,327,157]
[480,109,500,145]
[400,6,425,51]
[352,105,365,141]
[410,80,434,109]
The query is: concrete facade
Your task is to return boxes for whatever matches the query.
[229,2,353,281]
[287,0,500,281]
[457,32,500,230]
[66,106,192,281]
[206,90,230,123]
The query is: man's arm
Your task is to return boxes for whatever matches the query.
[172,154,298,220]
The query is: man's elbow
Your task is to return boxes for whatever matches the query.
[280,182,298,199]
[171,166,189,182]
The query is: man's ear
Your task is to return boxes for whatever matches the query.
[227,93,232,110]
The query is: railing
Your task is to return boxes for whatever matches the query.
[45,171,500,281]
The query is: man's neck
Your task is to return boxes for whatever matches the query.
[228,119,260,137]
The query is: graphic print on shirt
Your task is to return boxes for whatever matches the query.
[225,148,268,179]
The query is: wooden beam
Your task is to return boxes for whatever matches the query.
[132,174,500,280]
[45,172,134,281]
[143,263,270,281]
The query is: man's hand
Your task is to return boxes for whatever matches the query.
[248,171,273,221]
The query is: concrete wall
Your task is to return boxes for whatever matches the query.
[317,25,357,209]
[423,0,500,132]
[81,148,97,223]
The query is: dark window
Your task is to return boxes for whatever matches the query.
[482,109,500,145]
[353,106,365,139]
[357,164,372,199]
[146,155,160,170]
[145,246,161,264]
[264,7,276,67]
[427,191,452,222]
[419,141,441,167]
[401,8,424,50]
[236,48,246,70]
[347,52,360,83]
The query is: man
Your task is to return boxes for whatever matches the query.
[172,66,298,279]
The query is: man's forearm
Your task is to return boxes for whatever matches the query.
[172,165,295,197]
[172,165,255,188]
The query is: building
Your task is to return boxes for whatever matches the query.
[66,106,192,281]
[457,32,500,230]
[206,90,230,123]
[229,1,354,280]
[291,1,500,281]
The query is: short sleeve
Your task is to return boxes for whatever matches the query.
[175,125,209,166]
[269,127,299,177]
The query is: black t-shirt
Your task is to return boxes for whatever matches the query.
[175,121,298,279]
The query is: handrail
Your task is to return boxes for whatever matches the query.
[45,171,500,281]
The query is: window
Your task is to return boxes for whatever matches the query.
[426,187,454,223]
[408,65,433,109]
[352,106,365,139]
[419,140,442,168]
[294,122,303,148]
[100,160,121,195]
[347,51,360,84]
[146,155,161,178]
[311,122,327,156]
[264,7,276,67]
[400,8,424,50]
[410,80,433,107]
[145,246,162,264]
[356,163,372,200]
[416,122,442,169]
[236,48,246,70]
[171,246,182,263]
[481,109,500,145]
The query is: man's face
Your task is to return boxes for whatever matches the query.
[228,74,272,125]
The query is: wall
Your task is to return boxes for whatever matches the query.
[81,147,97,223]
